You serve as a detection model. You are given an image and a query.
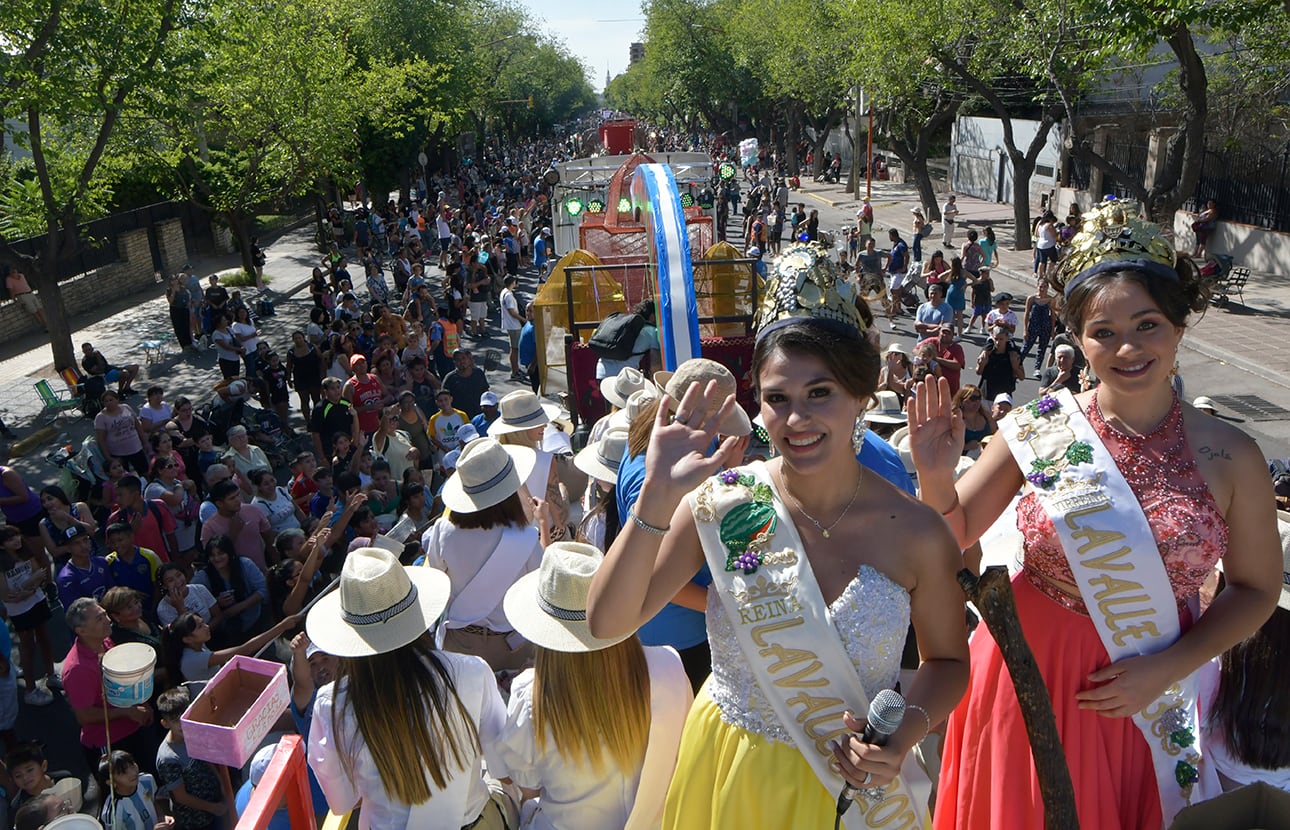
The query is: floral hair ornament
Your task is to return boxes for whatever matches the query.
[754,241,867,342]
[1057,199,1178,298]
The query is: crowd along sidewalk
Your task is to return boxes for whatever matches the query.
[793,177,1290,393]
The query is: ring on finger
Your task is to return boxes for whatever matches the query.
[860,772,871,786]
[673,414,690,425]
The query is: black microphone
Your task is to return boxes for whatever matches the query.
[836,689,906,819]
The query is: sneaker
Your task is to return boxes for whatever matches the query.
[1034,370,1042,380]
[24,686,53,707]
[889,321,898,330]
[44,673,62,691]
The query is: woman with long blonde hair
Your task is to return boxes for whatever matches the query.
[499,543,692,829]
[307,546,514,829]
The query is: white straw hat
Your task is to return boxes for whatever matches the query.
[600,367,651,409]
[609,386,661,430]
[1192,396,1218,413]
[884,343,909,357]
[574,427,629,483]
[503,542,631,652]
[440,438,536,512]
[305,547,451,658]
[488,390,564,436]
[864,390,908,424]
[653,358,752,436]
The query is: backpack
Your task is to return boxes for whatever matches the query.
[588,312,647,361]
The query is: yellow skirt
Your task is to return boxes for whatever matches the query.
[663,683,841,829]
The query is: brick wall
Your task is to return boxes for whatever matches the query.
[0,225,189,342]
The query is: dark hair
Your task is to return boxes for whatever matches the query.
[370,459,391,477]
[268,559,298,618]
[118,475,142,492]
[147,385,164,397]
[210,479,241,502]
[156,685,192,721]
[1061,265,1208,333]
[157,562,186,588]
[98,750,138,787]
[249,467,275,488]
[449,492,528,530]
[162,613,203,684]
[202,534,250,602]
[336,471,362,493]
[751,321,880,401]
[38,485,72,508]
[106,521,133,538]
[14,797,57,830]
[5,741,46,770]
[398,482,425,514]
[1209,604,1290,768]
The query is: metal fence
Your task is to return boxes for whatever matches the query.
[1066,155,1091,191]
[5,200,217,284]
[1103,143,1149,199]
[1186,148,1290,233]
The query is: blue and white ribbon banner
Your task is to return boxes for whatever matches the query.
[632,163,700,370]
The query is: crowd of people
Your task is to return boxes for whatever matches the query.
[0,123,1287,830]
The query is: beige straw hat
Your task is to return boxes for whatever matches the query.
[488,390,564,436]
[653,358,752,436]
[574,427,629,483]
[600,367,652,409]
[439,438,536,513]
[502,542,631,652]
[305,547,451,658]
[609,385,661,430]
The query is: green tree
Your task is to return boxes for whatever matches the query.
[154,0,362,273]
[0,0,182,371]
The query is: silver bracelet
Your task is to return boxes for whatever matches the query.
[629,508,670,536]
[906,704,932,740]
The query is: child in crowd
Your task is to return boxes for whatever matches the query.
[6,742,76,814]
[195,434,219,484]
[163,610,298,684]
[427,390,467,469]
[99,750,161,830]
[308,468,334,519]
[0,526,57,708]
[289,452,319,513]
[156,687,226,830]
[330,433,357,476]
[104,522,163,617]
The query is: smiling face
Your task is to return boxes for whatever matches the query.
[757,349,865,474]
[1077,280,1183,392]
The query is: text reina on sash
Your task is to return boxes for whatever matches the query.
[1066,500,1167,648]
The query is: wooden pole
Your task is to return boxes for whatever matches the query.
[957,566,1079,830]
[866,98,874,202]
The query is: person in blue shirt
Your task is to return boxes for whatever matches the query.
[533,227,551,280]
[915,282,956,338]
[517,302,538,392]
[884,228,910,329]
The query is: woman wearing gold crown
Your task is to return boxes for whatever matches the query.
[909,201,1281,829]
[588,242,969,828]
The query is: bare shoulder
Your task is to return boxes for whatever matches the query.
[864,474,958,555]
[1182,404,1266,511]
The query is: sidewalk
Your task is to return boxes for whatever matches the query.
[794,178,1290,392]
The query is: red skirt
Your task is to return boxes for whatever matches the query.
[933,572,1163,830]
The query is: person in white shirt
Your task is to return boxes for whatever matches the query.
[498,542,693,830]
[307,547,516,830]
[941,194,961,246]
[138,386,173,434]
[500,276,526,380]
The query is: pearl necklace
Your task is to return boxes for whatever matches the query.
[776,466,864,539]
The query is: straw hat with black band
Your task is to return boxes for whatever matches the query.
[653,359,751,437]
[440,438,536,513]
[306,546,452,658]
[503,542,631,652]
[864,390,908,425]
[488,390,564,436]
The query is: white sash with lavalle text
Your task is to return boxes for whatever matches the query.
[689,461,931,830]
[999,388,1219,825]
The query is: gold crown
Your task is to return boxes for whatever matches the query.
[729,574,796,604]
[754,242,866,339]
[1057,199,1177,294]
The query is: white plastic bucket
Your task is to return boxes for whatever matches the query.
[101,643,156,706]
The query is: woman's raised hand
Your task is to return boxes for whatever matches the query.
[907,376,965,477]
[643,380,740,501]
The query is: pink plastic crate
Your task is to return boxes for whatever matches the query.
[181,656,289,768]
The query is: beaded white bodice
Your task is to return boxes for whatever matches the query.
[706,564,910,744]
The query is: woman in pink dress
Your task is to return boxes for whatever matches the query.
[909,201,1282,828]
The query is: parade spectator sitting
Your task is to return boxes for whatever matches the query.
[81,342,139,396]
[2,265,46,329]
[1038,344,1083,396]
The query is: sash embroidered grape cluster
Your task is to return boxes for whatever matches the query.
[1020,396,1095,490]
